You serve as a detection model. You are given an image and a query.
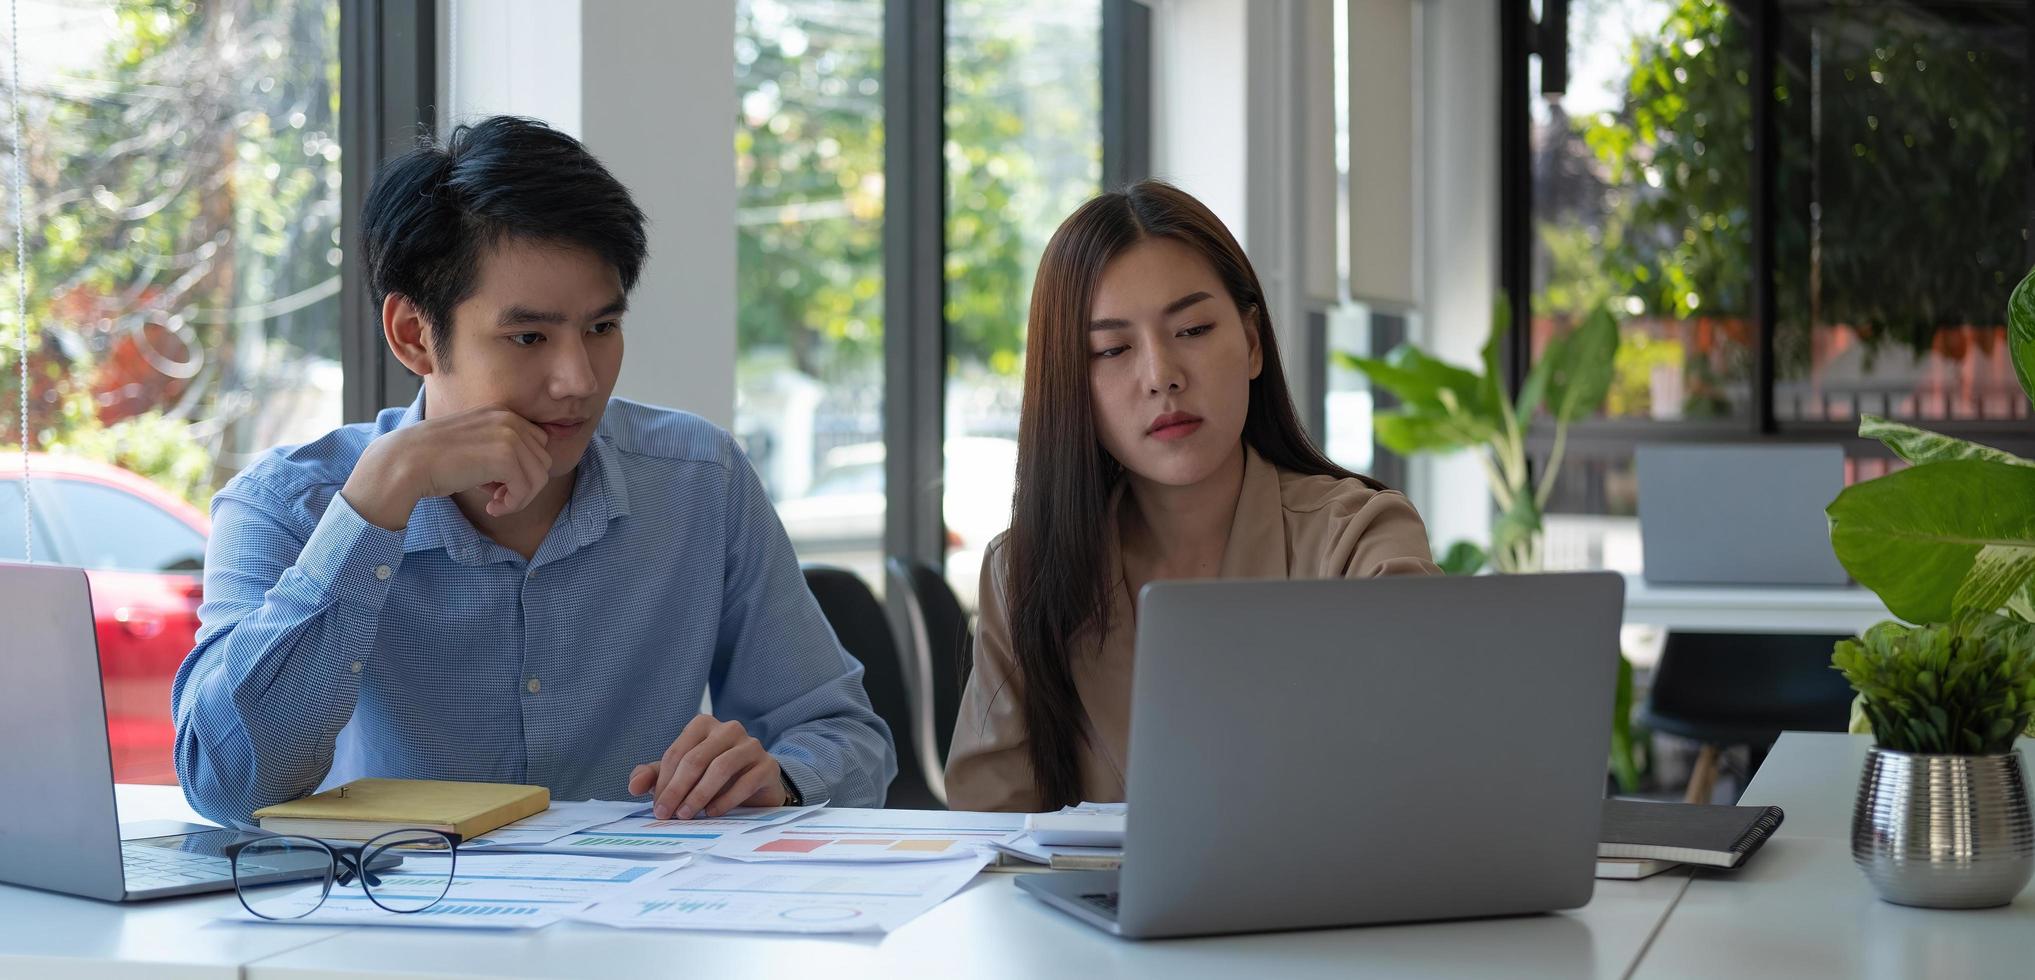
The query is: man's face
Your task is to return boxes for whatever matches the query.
[423,238,627,478]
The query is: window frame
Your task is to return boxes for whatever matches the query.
[339,0,439,424]
[882,0,1152,576]
[1499,0,2035,473]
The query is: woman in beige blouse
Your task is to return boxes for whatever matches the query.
[944,181,1441,813]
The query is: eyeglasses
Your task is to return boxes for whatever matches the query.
[223,829,463,920]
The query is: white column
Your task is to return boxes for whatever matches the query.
[445,0,738,428]
[1409,0,1498,554]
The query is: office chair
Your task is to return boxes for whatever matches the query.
[1640,630,1856,804]
[801,564,943,809]
[886,556,974,805]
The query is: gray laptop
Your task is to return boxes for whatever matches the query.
[1636,444,1848,586]
[0,561,323,901]
[1017,572,1624,939]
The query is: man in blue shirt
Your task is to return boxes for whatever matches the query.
[172,116,896,827]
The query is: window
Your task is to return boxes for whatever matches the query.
[732,0,888,587]
[942,0,1103,605]
[0,481,55,562]
[1510,0,2034,549]
[45,480,206,575]
[7,0,351,787]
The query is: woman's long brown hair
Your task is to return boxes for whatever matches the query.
[1003,180,1385,807]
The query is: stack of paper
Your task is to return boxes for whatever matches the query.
[226,801,1026,935]
[228,853,692,930]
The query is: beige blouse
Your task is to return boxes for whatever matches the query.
[944,446,1441,812]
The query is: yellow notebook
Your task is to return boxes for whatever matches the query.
[252,778,549,841]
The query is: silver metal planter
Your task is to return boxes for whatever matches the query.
[1852,747,2035,909]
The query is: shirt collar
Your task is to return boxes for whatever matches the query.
[390,391,633,562]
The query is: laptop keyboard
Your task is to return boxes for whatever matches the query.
[1080,891,1121,916]
[121,843,234,890]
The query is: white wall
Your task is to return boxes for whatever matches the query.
[444,0,738,427]
[1150,0,1250,242]
[1408,0,1498,554]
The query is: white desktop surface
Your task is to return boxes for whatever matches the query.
[0,785,348,980]
[1634,732,2035,980]
[4,786,1692,979]
[240,871,1690,980]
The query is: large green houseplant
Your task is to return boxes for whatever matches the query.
[1342,303,1641,788]
[1825,266,2035,909]
[1340,301,1620,575]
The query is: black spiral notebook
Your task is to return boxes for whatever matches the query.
[1598,799,1786,869]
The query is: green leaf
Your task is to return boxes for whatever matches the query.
[1542,307,1621,423]
[1343,345,1495,422]
[1956,545,2035,617]
[1516,333,1559,421]
[2011,264,2035,409]
[1372,412,1488,455]
[1859,414,2033,468]
[1827,459,2035,624]
[1480,296,1511,425]
[1436,540,1489,576]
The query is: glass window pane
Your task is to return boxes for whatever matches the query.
[1531,0,1755,422]
[943,0,1101,607]
[1771,1,2031,424]
[6,0,341,786]
[0,479,55,561]
[46,480,206,574]
[733,0,887,588]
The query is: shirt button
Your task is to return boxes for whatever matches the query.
[526,678,541,695]
[527,568,538,579]
[350,661,364,674]
[373,565,392,581]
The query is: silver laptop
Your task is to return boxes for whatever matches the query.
[1017,572,1624,939]
[1636,444,1848,586]
[0,561,326,901]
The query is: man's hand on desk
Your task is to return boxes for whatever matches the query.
[628,714,789,820]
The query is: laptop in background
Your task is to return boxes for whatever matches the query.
[1636,444,1849,586]
[1018,572,1626,939]
[0,561,323,902]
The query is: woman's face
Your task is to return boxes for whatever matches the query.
[1086,236,1261,488]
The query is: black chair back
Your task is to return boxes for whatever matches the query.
[1641,631,1857,748]
[888,556,973,771]
[801,564,941,809]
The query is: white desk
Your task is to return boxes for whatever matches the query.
[1633,733,2035,980]
[0,786,349,980]
[5,788,1692,979]
[1621,575,1889,634]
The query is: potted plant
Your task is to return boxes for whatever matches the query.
[1344,302,1647,789]
[1825,265,2035,908]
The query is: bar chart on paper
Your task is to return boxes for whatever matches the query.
[706,809,1023,862]
[572,855,992,933]
[516,806,823,856]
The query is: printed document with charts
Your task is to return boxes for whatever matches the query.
[704,808,1023,862]
[576,854,992,933]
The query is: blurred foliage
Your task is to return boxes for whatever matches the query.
[733,0,1099,387]
[2,0,342,507]
[1536,0,2029,413]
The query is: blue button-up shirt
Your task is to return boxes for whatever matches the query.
[172,395,896,826]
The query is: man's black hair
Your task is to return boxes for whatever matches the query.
[361,116,648,361]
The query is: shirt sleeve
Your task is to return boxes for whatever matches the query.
[706,437,898,807]
[942,536,1044,812]
[171,485,405,826]
[1319,488,1444,578]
